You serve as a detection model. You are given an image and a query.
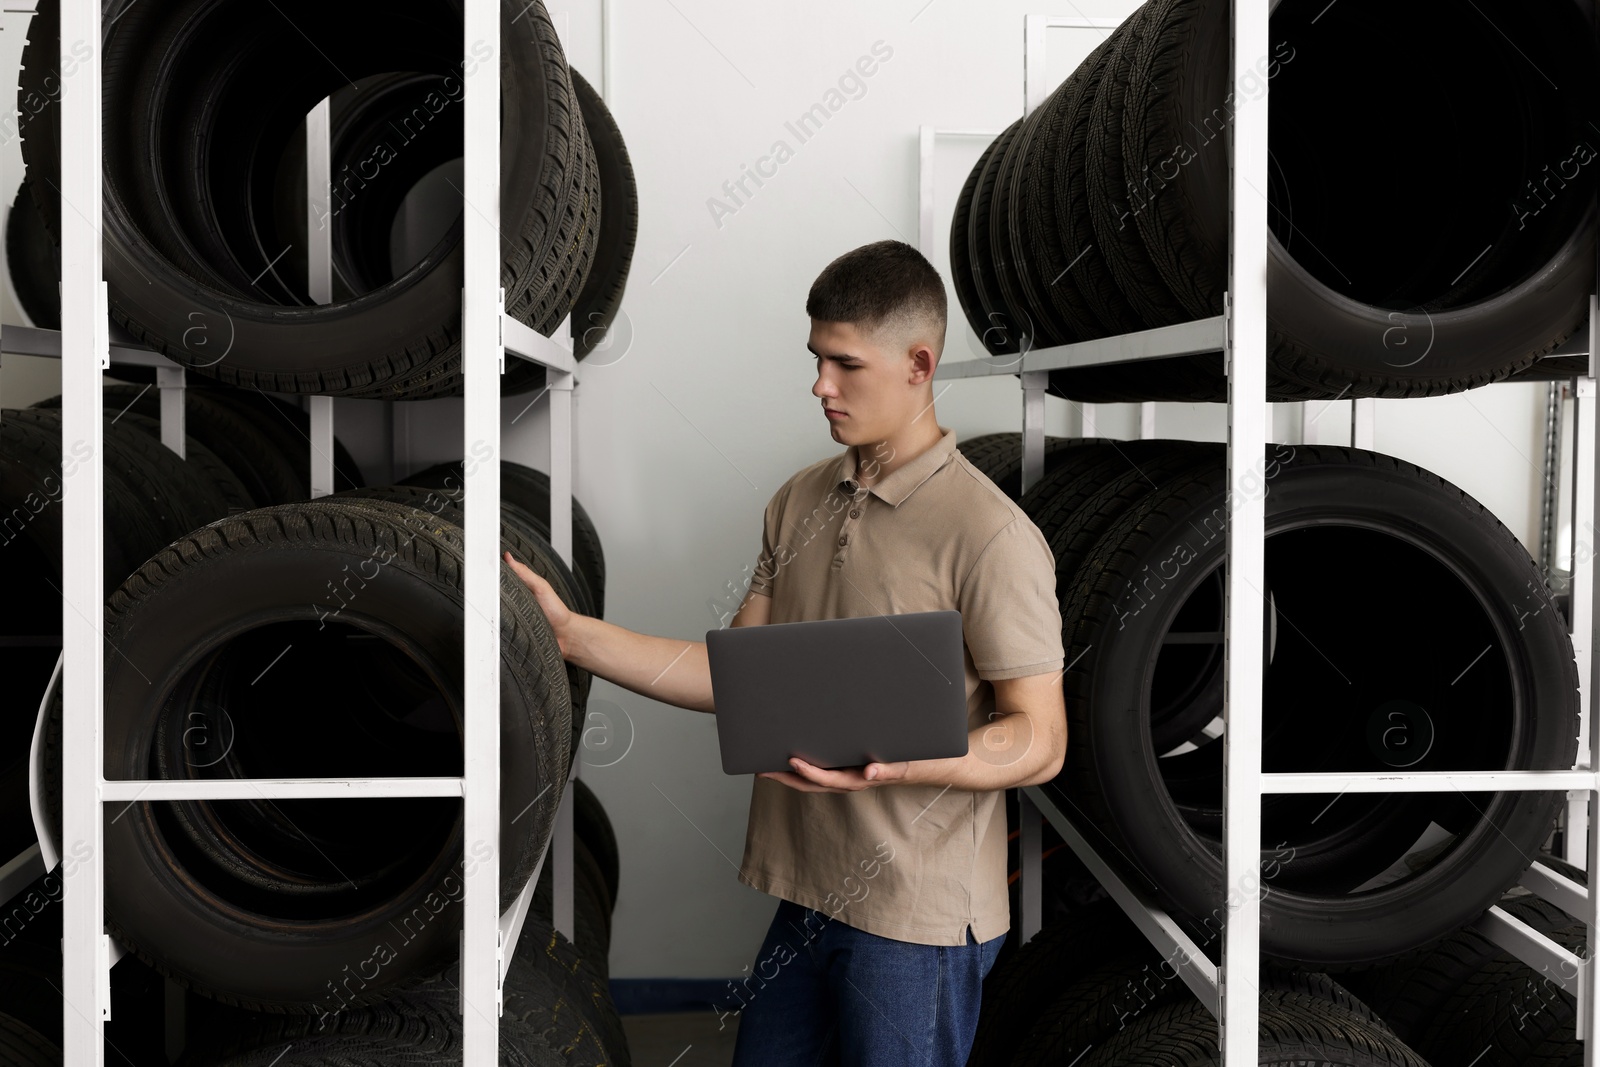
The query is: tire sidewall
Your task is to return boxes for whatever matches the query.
[1073,448,1577,963]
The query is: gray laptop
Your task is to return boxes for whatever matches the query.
[706,609,970,775]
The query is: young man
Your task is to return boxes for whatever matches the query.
[504,239,1067,1067]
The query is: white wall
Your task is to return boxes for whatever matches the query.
[0,1,1560,980]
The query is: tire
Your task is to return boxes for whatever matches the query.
[331,482,593,766]
[967,119,1026,356]
[950,137,1003,351]
[194,1031,567,1067]
[1078,989,1429,1067]
[0,1013,59,1067]
[968,898,1143,1067]
[195,390,366,497]
[1037,14,1228,404]
[116,410,254,515]
[1054,444,1580,966]
[268,73,465,304]
[576,830,613,925]
[19,0,598,400]
[0,410,176,799]
[1339,853,1584,1063]
[1054,20,1144,342]
[1029,441,1234,755]
[402,459,606,619]
[27,391,256,518]
[571,777,620,908]
[540,68,635,363]
[1415,894,1584,1067]
[33,384,310,507]
[6,407,230,544]
[1504,354,1589,381]
[5,180,58,330]
[1128,0,1598,397]
[956,432,1100,502]
[1085,2,1188,330]
[1020,26,1117,346]
[1014,947,1391,1067]
[952,40,1241,403]
[0,932,63,1048]
[0,867,198,1065]
[40,498,571,1010]
[508,918,631,1067]
[0,749,37,869]
[1120,0,1231,326]
[998,803,1111,983]
[179,919,625,1067]
[530,834,614,969]
[1021,438,1210,541]
[1027,440,1243,758]
[988,103,1065,350]
[1001,94,1074,348]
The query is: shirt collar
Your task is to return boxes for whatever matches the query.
[835,425,959,507]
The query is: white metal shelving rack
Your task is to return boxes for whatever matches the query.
[0,0,597,1063]
[923,6,1600,1064]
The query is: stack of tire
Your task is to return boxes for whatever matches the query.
[973,852,1592,1066]
[14,0,637,399]
[174,780,627,1065]
[968,897,1433,1066]
[23,472,616,1061]
[960,431,1579,982]
[0,392,364,865]
[528,779,623,984]
[177,913,627,1067]
[952,0,1597,400]
[1339,853,1588,1067]
[1,861,187,1065]
[2,430,618,1062]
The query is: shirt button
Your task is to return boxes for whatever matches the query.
[849,509,860,518]
[838,535,848,546]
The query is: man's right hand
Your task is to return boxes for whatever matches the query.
[503,551,578,658]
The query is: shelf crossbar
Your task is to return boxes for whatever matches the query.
[1262,771,1600,794]
[97,778,467,801]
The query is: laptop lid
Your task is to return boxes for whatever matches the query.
[705,609,969,775]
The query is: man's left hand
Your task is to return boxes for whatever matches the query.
[758,757,911,792]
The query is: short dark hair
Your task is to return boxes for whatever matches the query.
[805,240,947,360]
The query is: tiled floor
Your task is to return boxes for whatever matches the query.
[620,1011,741,1066]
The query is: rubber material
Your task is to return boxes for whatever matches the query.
[1054,445,1579,966]
[5,180,58,330]
[402,459,606,620]
[40,498,570,1010]
[19,0,598,400]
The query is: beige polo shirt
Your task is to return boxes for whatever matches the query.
[733,424,1065,946]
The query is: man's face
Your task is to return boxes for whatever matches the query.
[808,319,930,446]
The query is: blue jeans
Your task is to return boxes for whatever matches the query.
[727,898,1007,1067]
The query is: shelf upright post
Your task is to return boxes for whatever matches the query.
[1222,0,1269,1059]
[156,367,187,457]
[1011,16,1062,938]
[1351,397,1375,450]
[1017,367,1048,945]
[306,98,336,497]
[59,0,110,1058]
[549,344,577,944]
[1585,293,1600,1048]
[1574,340,1596,867]
[461,0,503,1057]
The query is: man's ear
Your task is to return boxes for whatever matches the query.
[909,343,937,384]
